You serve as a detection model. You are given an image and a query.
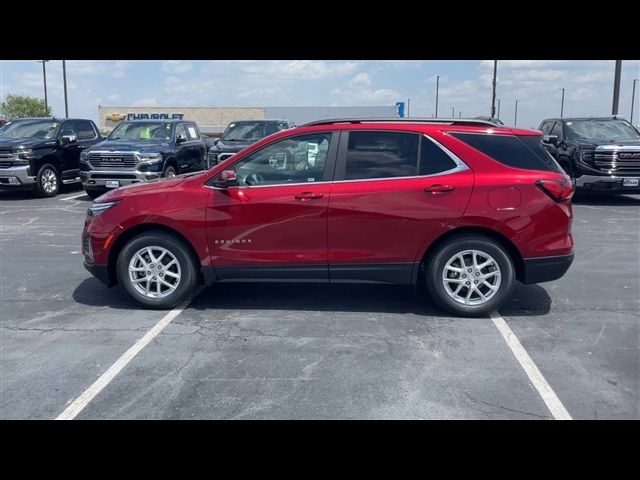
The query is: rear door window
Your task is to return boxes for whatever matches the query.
[344,131,419,180]
[419,136,458,175]
[451,132,562,172]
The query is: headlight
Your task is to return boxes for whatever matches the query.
[12,147,34,160]
[80,150,89,160]
[579,149,595,161]
[87,201,120,218]
[137,153,162,163]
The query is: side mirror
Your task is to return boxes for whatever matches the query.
[215,169,238,188]
[60,134,77,145]
[176,134,187,144]
[542,135,559,146]
[214,138,220,146]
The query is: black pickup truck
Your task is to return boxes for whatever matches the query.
[207,119,294,167]
[0,117,102,196]
[80,119,207,199]
[539,116,640,194]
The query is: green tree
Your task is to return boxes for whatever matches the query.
[0,94,53,120]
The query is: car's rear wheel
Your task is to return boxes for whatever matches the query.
[116,231,198,309]
[425,234,515,317]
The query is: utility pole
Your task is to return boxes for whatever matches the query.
[612,60,622,115]
[497,98,501,119]
[450,107,454,117]
[37,60,50,116]
[435,75,440,118]
[407,98,410,117]
[491,60,498,118]
[631,79,638,125]
[559,88,565,117]
[459,111,462,118]
[514,100,519,126]
[62,60,69,118]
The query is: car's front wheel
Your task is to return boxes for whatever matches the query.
[425,234,515,317]
[116,231,198,309]
[34,164,60,197]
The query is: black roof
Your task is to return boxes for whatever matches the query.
[227,119,292,123]
[542,116,629,123]
[6,117,93,122]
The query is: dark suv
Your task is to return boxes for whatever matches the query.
[80,119,207,199]
[207,119,294,167]
[83,118,574,317]
[0,117,102,196]
[539,116,640,193]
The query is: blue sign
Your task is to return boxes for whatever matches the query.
[396,102,405,118]
[127,113,184,120]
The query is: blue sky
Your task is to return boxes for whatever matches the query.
[1,60,639,128]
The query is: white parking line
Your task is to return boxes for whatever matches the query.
[490,311,572,420]
[56,287,203,420]
[60,193,87,201]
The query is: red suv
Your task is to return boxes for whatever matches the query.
[82,118,574,317]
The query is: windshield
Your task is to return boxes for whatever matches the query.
[108,122,173,141]
[222,121,287,142]
[0,120,60,139]
[565,120,640,142]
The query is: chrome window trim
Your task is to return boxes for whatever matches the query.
[203,132,470,190]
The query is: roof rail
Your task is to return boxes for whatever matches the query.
[302,117,501,128]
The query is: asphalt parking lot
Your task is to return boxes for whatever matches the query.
[1,187,638,420]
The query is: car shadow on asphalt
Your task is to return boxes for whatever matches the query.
[0,184,87,201]
[572,192,640,206]
[72,278,552,317]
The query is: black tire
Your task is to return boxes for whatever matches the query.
[163,165,177,178]
[425,234,515,317]
[85,189,104,200]
[116,231,198,309]
[34,163,60,197]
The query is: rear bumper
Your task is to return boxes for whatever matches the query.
[84,261,113,286]
[0,165,36,186]
[522,253,574,284]
[575,174,640,193]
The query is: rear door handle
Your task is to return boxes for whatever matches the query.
[424,184,455,193]
[295,192,324,200]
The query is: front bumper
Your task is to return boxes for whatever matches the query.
[0,165,36,186]
[522,253,574,284]
[83,260,113,286]
[575,174,640,193]
[81,169,161,189]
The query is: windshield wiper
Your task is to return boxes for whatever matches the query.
[223,138,246,142]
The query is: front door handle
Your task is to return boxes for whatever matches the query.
[295,192,324,200]
[424,184,455,194]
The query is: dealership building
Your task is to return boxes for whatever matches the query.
[98,105,400,137]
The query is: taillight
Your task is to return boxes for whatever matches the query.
[536,177,574,202]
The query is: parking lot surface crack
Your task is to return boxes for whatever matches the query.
[463,391,549,420]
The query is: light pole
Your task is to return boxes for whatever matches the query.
[491,60,498,118]
[514,100,519,126]
[612,60,622,115]
[62,60,69,118]
[559,88,565,117]
[458,111,462,118]
[407,98,410,117]
[631,79,639,125]
[435,75,440,118]
[497,98,501,119]
[450,107,455,118]
[37,60,50,116]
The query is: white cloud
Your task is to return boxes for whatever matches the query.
[350,73,371,88]
[107,94,120,101]
[161,61,193,74]
[133,98,157,107]
[229,60,358,81]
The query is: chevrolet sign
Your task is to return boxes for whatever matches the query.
[106,113,127,121]
[126,113,184,120]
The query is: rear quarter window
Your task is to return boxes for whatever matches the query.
[451,132,562,173]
